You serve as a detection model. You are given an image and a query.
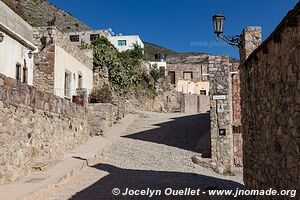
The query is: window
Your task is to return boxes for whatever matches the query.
[70,35,79,42]
[23,67,28,83]
[183,72,193,80]
[90,34,100,42]
[78,73,83,89]
[16,63,21,81]
[64,71,72,98]
[118,40,127,46]
[200,90,207,95]
[169,71,175,84]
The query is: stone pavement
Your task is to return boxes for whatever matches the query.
[0,114,138,200]
[25,111,245,200]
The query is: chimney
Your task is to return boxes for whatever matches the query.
[239,27,262,63]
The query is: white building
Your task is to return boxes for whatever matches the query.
[107,35,144,52]
[0,1,37,85]
[149,53,167,75]
[66,29,144,52]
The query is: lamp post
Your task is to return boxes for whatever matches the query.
[0,32,4,43]
[212,12,241,48]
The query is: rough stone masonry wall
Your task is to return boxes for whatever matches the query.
[0,73,90,184]
[241,5,300,191]
[209,55,234,173]
[88,102,127,136]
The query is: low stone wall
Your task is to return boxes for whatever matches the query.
[0,73,90,184]
[88,101,127,136]
[241,3,300,191]
[182,94,210,114]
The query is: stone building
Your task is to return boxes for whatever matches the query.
[241,2,300,192]
[33,26,93,99]
[0,0,37,85]
[167,55,210,96]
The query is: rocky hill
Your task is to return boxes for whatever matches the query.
[144,42,210,62]
[3,0,91,32]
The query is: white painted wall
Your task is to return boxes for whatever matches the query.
[0,32,34,85]
[54,46,93,98]
[107,35,144,52]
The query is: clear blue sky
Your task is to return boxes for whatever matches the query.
[49,0,299,59]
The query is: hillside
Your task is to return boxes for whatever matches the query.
[144,42,238,63]
[144,42,210,63]
[4,0,91,32]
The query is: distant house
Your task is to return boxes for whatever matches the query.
[33,26,93,99]
[66,29,144,52]
[168,62,210,96]
[149,53,167,76]
[0,1,37,85]
[65,29,111,46]
[107,35,144,52]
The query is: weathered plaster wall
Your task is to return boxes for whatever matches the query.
[0,73,90,184]
[241,4,300,191]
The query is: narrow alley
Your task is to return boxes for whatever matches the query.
[27,112,243,200]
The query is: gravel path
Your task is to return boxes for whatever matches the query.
[28,112,244,200]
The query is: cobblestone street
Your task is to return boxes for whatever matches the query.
[27,112,243,200]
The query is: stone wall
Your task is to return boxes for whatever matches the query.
[0,73,90,184]
[241,3,300,191]
[88,101,127,136]
[33,43,55,93]
[182,94,210,114]
[209,55,234,173]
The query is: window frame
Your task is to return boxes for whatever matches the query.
[70,35,80,42]
[90,34,100,42]
[64,70,72,99]
[118,40,127,46]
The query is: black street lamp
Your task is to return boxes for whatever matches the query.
[212,12,241,47]
[0,32,4,43]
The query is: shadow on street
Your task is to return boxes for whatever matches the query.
[69,163,244,200]
[123,113,211,157]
